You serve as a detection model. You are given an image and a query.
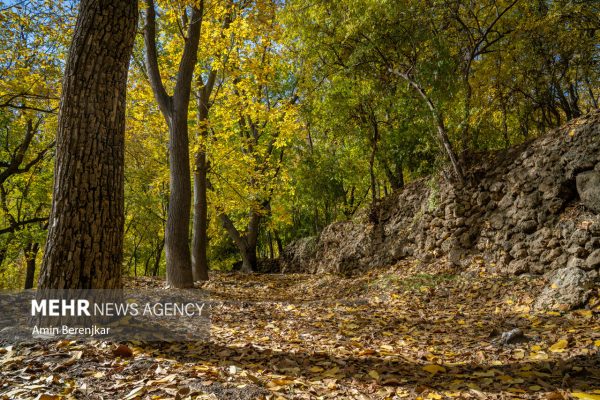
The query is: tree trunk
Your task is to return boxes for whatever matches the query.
[219,213,259,273]
[144,0,202,288]
[191,13,230,282]
[153,238,164,277]
[38,0,138,290]
[24,242,39,290]
[390,69,465,185]
[267,230,274,259]
[275,231,283,256]
[192,151,209,281]
[191,69,217,282]
[368,113,379,205]
[239,244,257,273]
[164,112,194,287]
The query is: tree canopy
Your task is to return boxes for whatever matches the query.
[0,0,597,287]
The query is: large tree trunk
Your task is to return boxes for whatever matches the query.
[38,0,138,290]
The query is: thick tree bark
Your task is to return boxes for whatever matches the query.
[144,0,203,288]
[38,0,138,290]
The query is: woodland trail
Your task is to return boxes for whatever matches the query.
[1,262,599,399]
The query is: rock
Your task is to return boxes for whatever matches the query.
[586,249,600,271]
[576,171,600,213]
[569,229,591,246]
[498,194,514,210]
[567,257,585,269]
[448,247,462,266]
[280,236,318,273]
[495,328,526,345]
[566,245,588,258]
[507,259,529,275]
[516,219,537,234]
[534,267,593,311]
[540,248,562,264]
[490,214,505,230]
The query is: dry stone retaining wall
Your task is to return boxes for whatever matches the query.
[281,111,600,310]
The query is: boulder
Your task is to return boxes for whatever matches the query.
[280,236,318,273]
[534,266,593,311]
[576,171,600,213]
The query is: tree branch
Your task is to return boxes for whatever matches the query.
[0,216,48,235]
[144,0,173,118]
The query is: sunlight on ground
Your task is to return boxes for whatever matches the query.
[1,266,599,399]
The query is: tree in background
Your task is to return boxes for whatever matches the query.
[38,0,138,289]
[0,1,71,289]
[143,0,202,288]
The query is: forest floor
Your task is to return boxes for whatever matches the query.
[1,260,599,400]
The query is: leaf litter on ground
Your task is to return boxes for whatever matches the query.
[1,259,599,399]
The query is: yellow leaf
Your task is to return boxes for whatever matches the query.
[549,339,569,353]
[322,366,340,377]
[368,370,380,380]
[572,393,600,400]
[427,393,442,399]
[529,351,548,360]
[513,349,525,359]
[422,364,446,375]
[309,366,324,373]
[594,340,600,347]
[578,310,593,318]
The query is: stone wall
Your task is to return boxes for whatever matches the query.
[281,111,600,310]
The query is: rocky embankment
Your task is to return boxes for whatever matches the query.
[281,111,600,310]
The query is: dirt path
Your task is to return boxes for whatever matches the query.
[1,265,599,399]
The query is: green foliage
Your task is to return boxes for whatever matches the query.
[0,0,597,285]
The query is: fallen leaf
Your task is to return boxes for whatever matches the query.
[572,393,600,400]
[123,386,145,400]
[422,364,446,375]
[549,339,569,353]
[34,395,61,400]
